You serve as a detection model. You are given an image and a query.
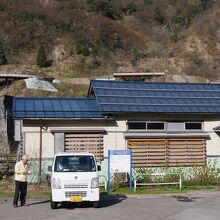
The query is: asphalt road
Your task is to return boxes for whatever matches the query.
[1,191,220,220]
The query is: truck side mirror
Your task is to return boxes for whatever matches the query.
[48,165,52,172]
[97,165,101,171]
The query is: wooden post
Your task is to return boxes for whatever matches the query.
[6,78,9,88]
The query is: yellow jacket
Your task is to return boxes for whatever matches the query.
[14,161,28,182]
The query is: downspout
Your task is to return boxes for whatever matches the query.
[38,120,42,184]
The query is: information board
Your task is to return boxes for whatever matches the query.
[108,150,132,192]
[109,150,131,173]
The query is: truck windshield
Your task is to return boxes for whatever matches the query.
[54,155,96,172]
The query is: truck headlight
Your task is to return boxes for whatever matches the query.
[52,178,61,189]
[91,177,99,188]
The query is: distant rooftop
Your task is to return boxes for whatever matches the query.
[113,72,165,77]
[113,72,165,81]
[0,73,36,79]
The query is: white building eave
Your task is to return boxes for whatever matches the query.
[124,132,211,139]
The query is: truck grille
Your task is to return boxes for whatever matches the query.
[65,191,87,198]
[64,183,88,189]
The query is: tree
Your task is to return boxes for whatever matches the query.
[0,44,7,65]
[36,44,46,68]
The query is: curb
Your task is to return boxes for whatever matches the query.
[101,190,220,199]
[125,190,220,199]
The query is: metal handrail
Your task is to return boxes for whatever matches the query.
[133,172,182,192]
[98,174,107,191]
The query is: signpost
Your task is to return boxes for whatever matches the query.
[108,150,132,192]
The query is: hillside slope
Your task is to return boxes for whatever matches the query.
[0,0,219,97]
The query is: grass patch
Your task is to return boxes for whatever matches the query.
[0,189,14,198]
[103,184,220,196]
[1,180,219,200]
[0,179,51,199]
[3,80,89,98]
[28,191,51,199]
[54,83,89,98]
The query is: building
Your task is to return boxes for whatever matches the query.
[11,80,220,181]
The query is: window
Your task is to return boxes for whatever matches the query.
[147,122,165,130]
[167,122,185,131]
[127,121,203,131]
[54,156,96,172]
[128,122,146,130]
[185,122,202,130]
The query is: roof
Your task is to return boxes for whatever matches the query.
[88,80,220,114]
[12,97,102,119]
[113,72,165,77]
[0,73,36,79]
[12,80,220,119]
[50,128,106,133]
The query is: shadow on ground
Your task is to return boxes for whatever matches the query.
[59,193,127,209]
[173,196,203,202]
[28,200,50,206]
[27,193,127,209]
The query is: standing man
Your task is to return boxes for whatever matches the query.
[13,155,30,208]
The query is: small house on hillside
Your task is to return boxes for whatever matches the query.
[11,80,220,179]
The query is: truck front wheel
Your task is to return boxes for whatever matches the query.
[93,201,99,208]
[50,196,58,209]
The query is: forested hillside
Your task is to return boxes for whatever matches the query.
[0,0,219,96]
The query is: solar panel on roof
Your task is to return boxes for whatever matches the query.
[51,100,62,111]
[12,97,102,119]
[34,100,44,111]
[12,81,220,118]
[38,111,46,117]
[89,80,220,114]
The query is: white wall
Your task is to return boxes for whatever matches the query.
[22,118,220,159]
[24,131,54,158]
[103,120,127,156]
[22,119,128,159]
[204,121,220,156]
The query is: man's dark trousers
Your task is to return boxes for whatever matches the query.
[13,180,27,206]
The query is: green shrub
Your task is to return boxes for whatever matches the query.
[36,44,47,68]
[171,33,179,43]
[168,0,178,6]
[76,44,91,56]
[188,0,213,19]
[154,7,166,25]
[200,0,212,10]
[194,58,204,66]
[0,1,6,11]
[0,44,7,65]
[134,161,220,187]
[186,161,220,186]
[93,0,120,20]
[91,47,98,57]
[144,0,154,5]
[122,2,138,15]
[76,44,83,55]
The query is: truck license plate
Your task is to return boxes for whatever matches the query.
[70,196,82,202]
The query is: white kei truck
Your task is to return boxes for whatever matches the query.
[48,152,101,209]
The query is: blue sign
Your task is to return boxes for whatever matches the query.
[109,150,131,155]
